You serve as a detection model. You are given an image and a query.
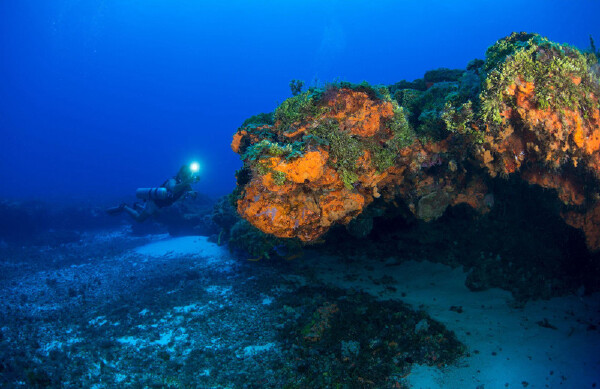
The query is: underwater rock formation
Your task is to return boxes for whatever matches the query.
[232,86,489,242]
[231,33,600,251]
[472,33,600,250]
[231,86,409,242]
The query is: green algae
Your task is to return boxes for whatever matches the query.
[424,68,465,83]
[241,112,275,127]
[311,119,363,189]
[335,80,392,101]
[479,32,600,129]
[274,90,327,131]
[442,100,484,144]
[289,79,305,96]
[242,139,305,163]
[371,105,415,172]
[276,286,466,389]
[272,170,287,185]
[392,88,424,114]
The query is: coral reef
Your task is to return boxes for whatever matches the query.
[473,33,600,250]
[232,83,489,242]
[211,194,302,261]
[231,33,600,251]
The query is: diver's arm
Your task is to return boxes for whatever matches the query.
[172,182,191,194]
[171,175,199,195]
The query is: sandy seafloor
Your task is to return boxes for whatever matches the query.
[0,229,599,388]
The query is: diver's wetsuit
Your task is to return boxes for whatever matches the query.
[153,177,192,209]
[107,164,198,222]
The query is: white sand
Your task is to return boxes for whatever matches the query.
[134,236,228,262]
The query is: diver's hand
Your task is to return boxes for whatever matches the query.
[184,191,198,199]
[184,175,200,185]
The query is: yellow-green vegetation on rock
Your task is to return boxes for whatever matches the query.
[241,112,275,128]
[442,100,484,144]
[423,68,465,83]
[390,67,479,142]
[371,105,415,172]
[310,119,363,188]
[243,139,304,162]
[479,32,599,127]
[393,88,424,114]
[241,139,304,184]
[274,90,327,132]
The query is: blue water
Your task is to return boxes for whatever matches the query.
[1,0,599,202]
[1,2,600,387]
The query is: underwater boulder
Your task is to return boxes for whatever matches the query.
[231,83,489,242]
[230,33,600,251]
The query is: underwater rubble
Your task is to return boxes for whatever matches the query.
[1,229,597,387]
[0,232,467,388]
[231,33,600,253]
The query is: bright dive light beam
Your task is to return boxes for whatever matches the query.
[190,162,200,173]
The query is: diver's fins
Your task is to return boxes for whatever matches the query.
[105,204,125,215]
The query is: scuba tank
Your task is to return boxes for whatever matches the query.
[136,187,169,201]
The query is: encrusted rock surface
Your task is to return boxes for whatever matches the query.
[232,33,600,250]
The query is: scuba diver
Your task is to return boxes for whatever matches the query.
[106,162,201,222]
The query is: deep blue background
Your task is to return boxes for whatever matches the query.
[1,0,599,203]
